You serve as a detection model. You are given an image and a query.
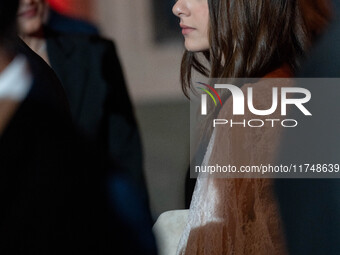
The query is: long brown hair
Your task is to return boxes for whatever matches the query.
[181,0,312,98]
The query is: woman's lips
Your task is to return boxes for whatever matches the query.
[18,7,38,18]
[180,24,196,35]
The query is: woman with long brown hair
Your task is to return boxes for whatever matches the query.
[171,0,330,254]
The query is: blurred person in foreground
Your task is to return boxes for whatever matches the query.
[0,0,93,252]
[17,1,155,250]
[17,0,146,194]
[0,0,157,253]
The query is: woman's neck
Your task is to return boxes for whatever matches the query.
[20,29,46,55]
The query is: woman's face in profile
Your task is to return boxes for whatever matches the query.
[17,0,46,36]
[172,0,210,52]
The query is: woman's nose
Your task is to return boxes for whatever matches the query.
[172,0,190,18]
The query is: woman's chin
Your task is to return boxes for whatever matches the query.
[20,20,42,36]
[184,40,209,52]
